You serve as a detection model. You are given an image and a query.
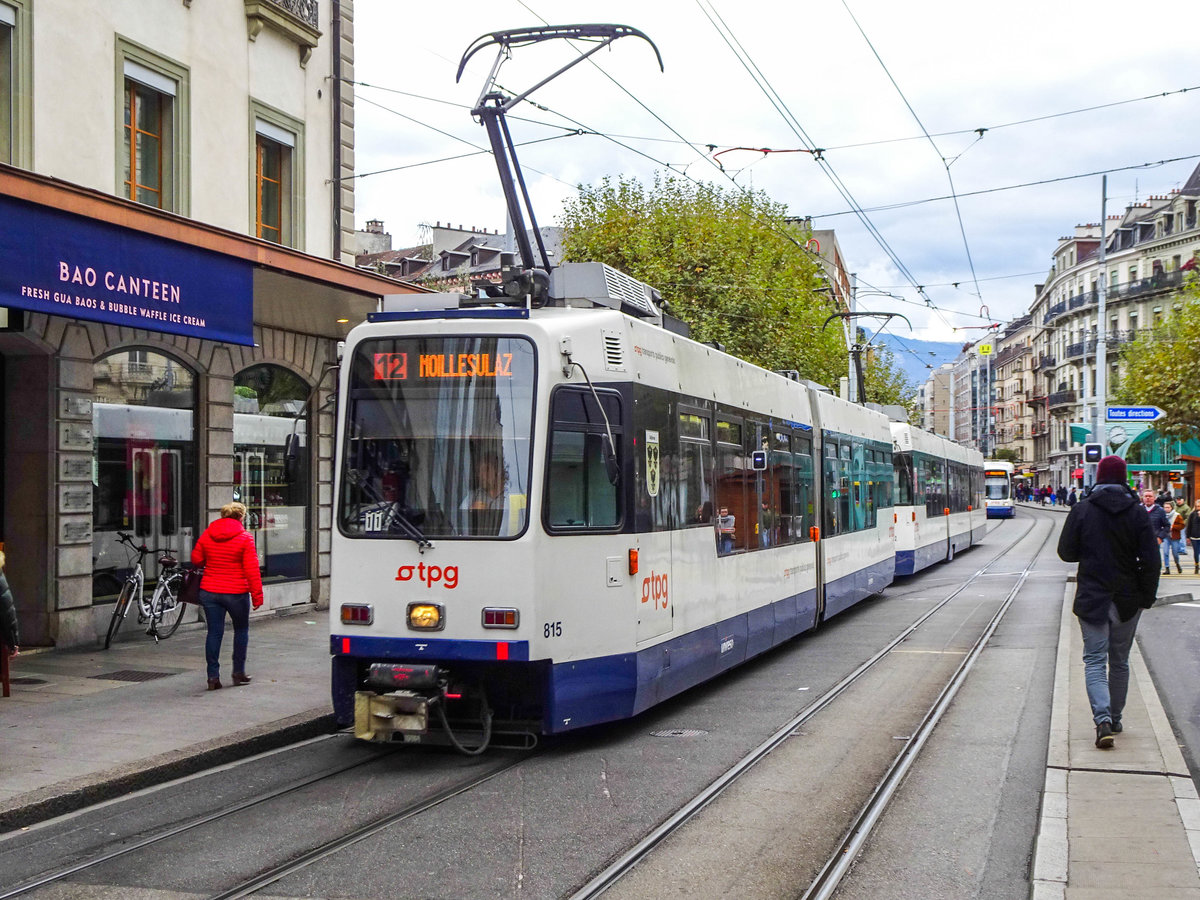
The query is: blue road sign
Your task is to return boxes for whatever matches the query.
[1105,406,1164,422]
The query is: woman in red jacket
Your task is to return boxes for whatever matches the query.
[191,501,264,690]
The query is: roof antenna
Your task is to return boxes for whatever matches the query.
[457,25,662,303]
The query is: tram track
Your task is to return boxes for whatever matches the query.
[571,510,1058,900]
[2,513,1059,900]
[0,737,528,900]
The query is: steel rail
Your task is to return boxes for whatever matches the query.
[0,741,397,899]
[569,511,1048,899]
[207,756,527,900]
[801,511,1054,900]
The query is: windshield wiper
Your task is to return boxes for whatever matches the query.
[345,469,434,552]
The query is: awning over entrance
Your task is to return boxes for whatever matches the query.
[0,167,423,345]
[1072,468,1084,478]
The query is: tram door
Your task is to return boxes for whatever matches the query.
[130,445,191,563]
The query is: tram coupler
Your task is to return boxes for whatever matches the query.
[355,663,447,743]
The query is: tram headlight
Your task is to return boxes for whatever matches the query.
[407,603,444,631]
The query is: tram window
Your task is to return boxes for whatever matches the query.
[546,432,619,529]
[824,441,840,536]
[794,434,814,540]
[771,431,793,545]
[716,418,747,553]
[338,336,536,540]
[545,387,622,532]
[679,411,712,527]
[839,442,852,534]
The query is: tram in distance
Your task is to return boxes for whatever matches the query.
[890,423,986,575]
[983,460,1016,519]
[328,262,988,751]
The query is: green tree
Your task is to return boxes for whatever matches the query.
[1113,275,1200,439]
[559,174,849,383]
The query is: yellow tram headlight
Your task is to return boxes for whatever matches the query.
[407,603,444,631]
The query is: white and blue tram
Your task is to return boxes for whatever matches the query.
[329,264,905,749]
[890,423,986,576]
[983,460,1015,518]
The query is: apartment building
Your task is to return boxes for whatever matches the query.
[1028,163,1200,489]
[0,1,419,648]
[991,316,1034,467]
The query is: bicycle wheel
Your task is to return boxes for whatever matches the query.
[104,581,135,649]
[153,573,187,639]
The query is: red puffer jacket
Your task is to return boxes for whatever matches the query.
[191,517,264,608]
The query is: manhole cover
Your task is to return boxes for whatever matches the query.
[8,677,47,685]
[89,670,174,683]
[650,728,708,738]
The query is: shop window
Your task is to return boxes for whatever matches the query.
[233,365,310,582]
[91,349,197,602]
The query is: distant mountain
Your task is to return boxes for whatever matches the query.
[876,335,963,387]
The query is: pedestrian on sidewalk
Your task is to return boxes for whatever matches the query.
[191,502,264,691]
[1058,456,1161,749]
[1187,505,1200,575]
[0,550,19,658]
[1161,500,1184,575]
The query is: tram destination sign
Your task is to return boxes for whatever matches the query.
[0,194,253,346]
[1105,405,1165,422]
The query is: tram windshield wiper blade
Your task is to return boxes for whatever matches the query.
[346,469,434,551]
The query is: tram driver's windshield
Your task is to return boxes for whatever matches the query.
[338,336,536,539]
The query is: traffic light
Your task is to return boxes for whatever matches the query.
[1083,443,1104,464]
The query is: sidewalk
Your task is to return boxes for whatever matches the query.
[0,609,334,831]
[1032,582,1200,899]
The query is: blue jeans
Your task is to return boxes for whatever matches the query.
[200,590,250,680]
[1079,604,1141,726]
[1162,538,1182,569]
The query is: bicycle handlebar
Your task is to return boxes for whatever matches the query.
[114,532,175,558]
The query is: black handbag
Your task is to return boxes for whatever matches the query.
[179,567,204,605]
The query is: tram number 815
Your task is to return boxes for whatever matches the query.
[544,621,563,638]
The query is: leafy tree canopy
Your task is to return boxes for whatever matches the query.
[560,174,858,385]
[1113,275,1200,439]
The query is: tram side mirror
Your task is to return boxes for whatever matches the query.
[604,438,621,486]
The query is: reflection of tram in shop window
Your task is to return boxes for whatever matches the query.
[92,403,197,596]
[233,411,308,580]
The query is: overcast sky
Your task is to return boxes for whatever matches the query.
[352,1,1199,344]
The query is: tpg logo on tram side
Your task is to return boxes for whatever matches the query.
[395,563,458,589]
[641,572,668,610]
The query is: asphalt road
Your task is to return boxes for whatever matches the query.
[9,508,1182,900]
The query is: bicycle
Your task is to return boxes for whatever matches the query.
[103,531,192,648]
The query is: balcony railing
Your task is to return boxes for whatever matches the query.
[1068,289,1098,311]
[1043,301,1067,324]
[1032,354,1056,372]
[265,0,318,27]
[993,344,1029,366]
[1048,390,1077,408]
[1108,269,1184,302]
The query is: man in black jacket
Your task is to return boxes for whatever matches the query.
[1058,456,1160,749]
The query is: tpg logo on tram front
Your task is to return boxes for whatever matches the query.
[395,562,458,589]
